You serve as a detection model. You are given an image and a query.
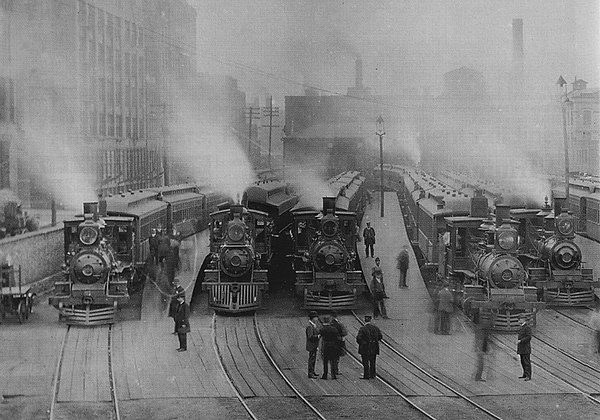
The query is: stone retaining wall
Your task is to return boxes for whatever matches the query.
[0,225,63,293]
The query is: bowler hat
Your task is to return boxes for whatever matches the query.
[309,310,318,319]
[364,315,372,322]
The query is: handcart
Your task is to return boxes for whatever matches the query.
[0,265,34,323]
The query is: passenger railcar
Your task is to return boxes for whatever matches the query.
[559,177,600,243]
[292,196,365,309]
[202,180,299,313]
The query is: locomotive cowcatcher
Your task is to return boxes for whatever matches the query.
[202,204,270,313]
[49,202,131,325]
[292,197,365,310]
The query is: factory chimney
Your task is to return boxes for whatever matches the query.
[512,18,524,78]
[355,58,363,89]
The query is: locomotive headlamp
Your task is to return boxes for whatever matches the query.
[497,232,516,250]
[79,226,99,245]
[557,218,574,236]
[82,264,94,276]
[228,224,245,242]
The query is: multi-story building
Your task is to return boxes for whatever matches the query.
[566,78,599,176]
[0,0,197,207]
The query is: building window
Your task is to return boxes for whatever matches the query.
[100,112,106,136]
[116,114,123,137]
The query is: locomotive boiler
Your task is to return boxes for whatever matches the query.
[293,197,365,310]
[49,202,131,325]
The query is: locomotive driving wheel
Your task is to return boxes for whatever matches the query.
[17,300,27,324]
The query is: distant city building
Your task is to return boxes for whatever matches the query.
[0,0,198,206]
[566,78,599,176]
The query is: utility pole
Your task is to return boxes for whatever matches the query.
[245,107,260,164]
[262,96,280,169]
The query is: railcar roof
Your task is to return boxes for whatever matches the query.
[157,192,204,204]
[244,182,298,215]
[105,192,167,218]
[146,184,199,195]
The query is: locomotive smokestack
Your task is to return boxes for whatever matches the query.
[553,197,566,216]
[98,194,107,218]
[323,196,336,214]
[495,204,511,226]
[83,202,99,221]
[355,58,363,89]
[470,189,488,218]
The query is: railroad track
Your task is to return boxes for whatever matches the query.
[49,325,120,420]
[349,311,506,420]
[492,322,600,407]
[212,313,324,420]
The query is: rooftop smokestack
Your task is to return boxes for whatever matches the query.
[512,18,524,76]
[355,58,363,89]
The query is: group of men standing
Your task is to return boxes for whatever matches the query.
[306,311,383,380]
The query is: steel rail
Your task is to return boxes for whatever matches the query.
[351,311,506,420]
[253,313,327,420]
[211,314,259,420]
[48,326,70,420]
[107,325,121,420]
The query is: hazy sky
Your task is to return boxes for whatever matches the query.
[191,0,599,102]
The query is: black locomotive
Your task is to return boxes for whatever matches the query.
[49,202,130,325]
[292,196,365,310]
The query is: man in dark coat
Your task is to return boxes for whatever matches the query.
[437,285,454,334]
[331,311,347,376]
[517,319,532,380]
[474,318,492,382]
[356,315,383,379]
[319,315,341,380]
[306,311,321,379]
[371,259,388,319]
[173,294,190,352]
[168,281,185,334]
[363,221,376,258]
[396,244,410,288]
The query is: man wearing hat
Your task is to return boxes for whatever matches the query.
[306,311,321,379]
[517,318,532,381]
[371,258,388,319]
[363,221,376,258]
[319,315,341,380]
[356,315,383,379]
[173,293,190,352]
[169,280,186,334]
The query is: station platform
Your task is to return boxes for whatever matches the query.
[111,229,235,404]
[357,191,574,394]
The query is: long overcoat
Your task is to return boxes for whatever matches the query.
[356,323,383,356]
[306,322,320,352]
[517,323,532,355]
[173,301,190,333]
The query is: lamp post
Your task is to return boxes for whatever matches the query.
[557,75,571,207]
[376,116,385,217]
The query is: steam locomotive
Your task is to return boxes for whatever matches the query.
[50,183,226,324]
[511,197,597,306]
[451,206,544,331]
[202,180,299,313]
[49,202,131,325]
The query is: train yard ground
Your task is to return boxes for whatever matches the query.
[2,194,600,419]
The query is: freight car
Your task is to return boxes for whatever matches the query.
[202,180,299,313]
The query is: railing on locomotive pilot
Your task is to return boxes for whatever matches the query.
[202,269,268,313]
[295,269,364,310]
